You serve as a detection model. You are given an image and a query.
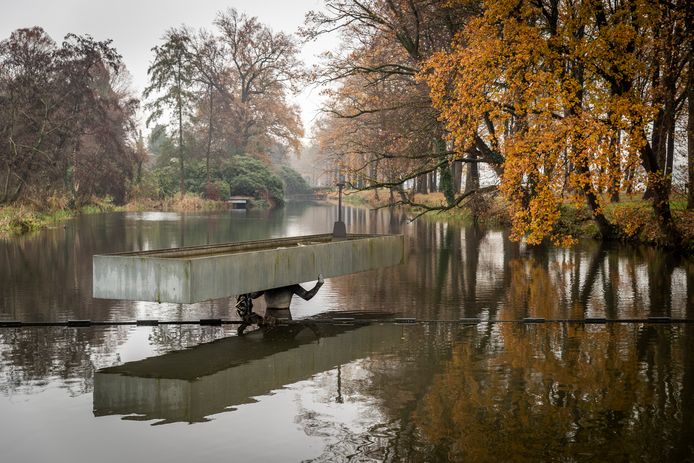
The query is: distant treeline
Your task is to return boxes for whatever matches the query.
[0,7,310,209]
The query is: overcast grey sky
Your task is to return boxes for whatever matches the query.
[0,0,336,138]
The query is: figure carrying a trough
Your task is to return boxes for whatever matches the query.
[235,274,324,334]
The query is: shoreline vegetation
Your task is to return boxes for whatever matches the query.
[0,193,228,238]
[3,4,691,253]
[2,190,693,254]
[339,189,694,253]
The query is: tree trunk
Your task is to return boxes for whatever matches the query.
[206,84,213,196]
[1,168,10,204]
[416,173,428,194]
[440,164,455,206]
[665,117,675,195]
[429,170,437,192]
[578,163,614,239]
[371,159,379,201]
[610,129,621,203]
[177,60,185,195]
[453,161,462,194]
[179,103,185,195]
[641,139,681,245]
[464,152,479,193]
[688,45,694,209]
[567,45,613,238]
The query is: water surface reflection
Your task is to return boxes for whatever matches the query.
[0,203,692,461]
[93,323,402,424]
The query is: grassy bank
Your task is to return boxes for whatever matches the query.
[0,196,121,238]
[339,188,694,251]
[124,192,228,213]
[340,189,508,225]
[0,193,230,239]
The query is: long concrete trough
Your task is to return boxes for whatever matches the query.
[93,233,405,304]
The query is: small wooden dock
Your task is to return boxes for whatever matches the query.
[227,196,253,210]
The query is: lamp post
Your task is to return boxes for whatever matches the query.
[333,172,347,238]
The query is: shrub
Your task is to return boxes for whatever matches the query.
[277,165,312,195]
[220,156,284,206]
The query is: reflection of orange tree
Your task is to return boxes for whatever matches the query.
[413,324,687,462]
[504,258,574,320]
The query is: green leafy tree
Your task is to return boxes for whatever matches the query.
[144,28,195,194]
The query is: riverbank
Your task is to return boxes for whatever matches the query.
[0,196,122,238]
[0,193,229,239]
[123,193,228,213]
[340,189,694,252]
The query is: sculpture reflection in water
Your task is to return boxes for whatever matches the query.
[295,324,694,462]
[86,321,694,461]
[93,319,402,425]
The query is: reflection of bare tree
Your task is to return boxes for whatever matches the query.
[675,323,694,461]
[646,249,676,317]
[146,326,237,356]
[0,327,129,396]
[579,242,607,308]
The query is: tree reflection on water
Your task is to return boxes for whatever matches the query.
[0,206,692,461]
[293,324,693,462]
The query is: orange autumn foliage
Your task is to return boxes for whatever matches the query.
[421,0,688,245]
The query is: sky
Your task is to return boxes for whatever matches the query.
[0,0,338,139]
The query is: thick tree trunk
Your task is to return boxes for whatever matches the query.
[688,49,694,209]
[440,164,455,206]
[567,48,613,238]
[641,139,681,245]
[464,152,479,193]
[574,161,614,239]
[665,117,675,194]
[453,161,462,194]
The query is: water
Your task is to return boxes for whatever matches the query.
[1,202,692,462]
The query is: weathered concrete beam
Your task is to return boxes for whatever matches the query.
[93,233,405,304]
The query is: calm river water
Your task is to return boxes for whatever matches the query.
[1,202,692,462]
